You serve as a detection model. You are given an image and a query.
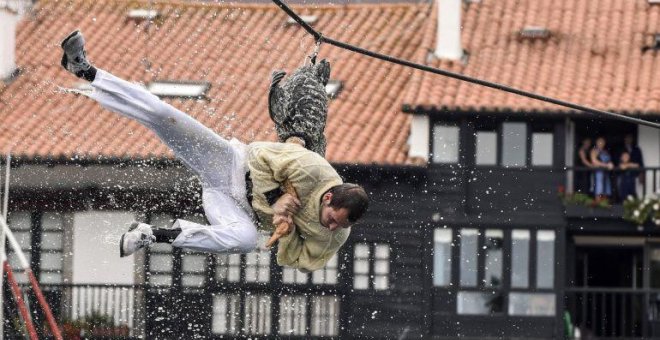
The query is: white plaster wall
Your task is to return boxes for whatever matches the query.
[0,8,17,79]
[408,115,430,161]
[72,211,136,284]
[638,125,660,196]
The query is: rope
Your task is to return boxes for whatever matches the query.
[271,0,660,130]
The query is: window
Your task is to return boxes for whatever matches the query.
[459,229,478,287]
[212,294,240,335]
[353,243,390,290]
[243,294,272,335]
[457,291,503,315]
[216,253,242,282]
[433,229,452,286]
[216,252,269,283]
[7,212,32,284]
[180,214,214,288]
[511,229,555,289]
[182,251,207,288]
[245,251,270,283]
[40,213,64,284]
[449,228,556,317]
[147,214,174,287]
[484,229,503,287]
[278,295,340,336]
[311,296,340,336]
[311,254,339,284]
[476,130,498,165]
[353,244,370,289]
[279,295,308,335]
[502,122,527,167]
[532,132,554,166]
[511,230,530,288]
[507,230,556,317]
[147,81,210,98]
[456,228,505,315]
[128,8,159,20]
[508,292,555,316]
[474,123,555,167]
[432,124,460,163]
[520,26,551,39]
[536,230,555,288]
[281,254,338,285]
[283,267,309,284]
[286,15,318,25]
[373,244,390,289]
[456,229,504,288]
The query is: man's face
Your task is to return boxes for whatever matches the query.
[320,194,352,231]
[624,135,633,146]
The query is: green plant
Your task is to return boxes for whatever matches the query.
[623,195,660,226]
[61,311,129,339]
[558,189,611,209]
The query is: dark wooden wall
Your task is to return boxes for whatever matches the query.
[4,158,568,339]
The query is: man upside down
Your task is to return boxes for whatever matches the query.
[59,30,368,272]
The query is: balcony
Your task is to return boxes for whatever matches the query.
[565,287,660,339]
[564,167,660,221]
[6,283,144,339]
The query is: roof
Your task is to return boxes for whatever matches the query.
[0,0,430,165]
[4,0,660,167]
[403,0,660,116]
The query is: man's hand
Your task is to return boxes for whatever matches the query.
[266,183,299,248]
[271,193,301,217]
[272,213,293,228]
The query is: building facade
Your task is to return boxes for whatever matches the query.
[3,0,660,339]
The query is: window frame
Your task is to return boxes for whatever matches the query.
[430,226,559,318]
[430,120,462,165]
[501,121,529,168]
[351,242,392,291]
[39,212,66,284]
[6,211,36,284]
[470,120,557,170]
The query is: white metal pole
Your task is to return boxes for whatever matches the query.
[0,153,8,337]
[0,219,28,271]
[3,153,9,221]
[1,214,64,340]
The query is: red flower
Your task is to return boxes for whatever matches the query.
[558,185,565,194]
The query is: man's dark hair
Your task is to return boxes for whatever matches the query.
[328,183,369,222]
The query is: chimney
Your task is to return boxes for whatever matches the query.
[434,0,463,60]
[0,7,18,80]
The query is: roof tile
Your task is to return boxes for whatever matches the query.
[404,0,660,117]
[1,0,429,165]
[5,0,660,166]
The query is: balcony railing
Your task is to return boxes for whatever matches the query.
[10,283,145,339]
[565,287,660,339]
[566,167,660,201]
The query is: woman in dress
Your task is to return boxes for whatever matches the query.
[590,137,614,201]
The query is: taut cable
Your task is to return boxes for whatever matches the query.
[271,0,660,129]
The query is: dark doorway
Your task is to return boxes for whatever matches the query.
[575,246,643,288]
[570,246,645,338]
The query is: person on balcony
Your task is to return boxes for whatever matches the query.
[618,151,640,201]
[590,137,614,202]
[575,137,594,195]
[622,133,645,183]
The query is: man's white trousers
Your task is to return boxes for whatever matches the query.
[88,69,258,253]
